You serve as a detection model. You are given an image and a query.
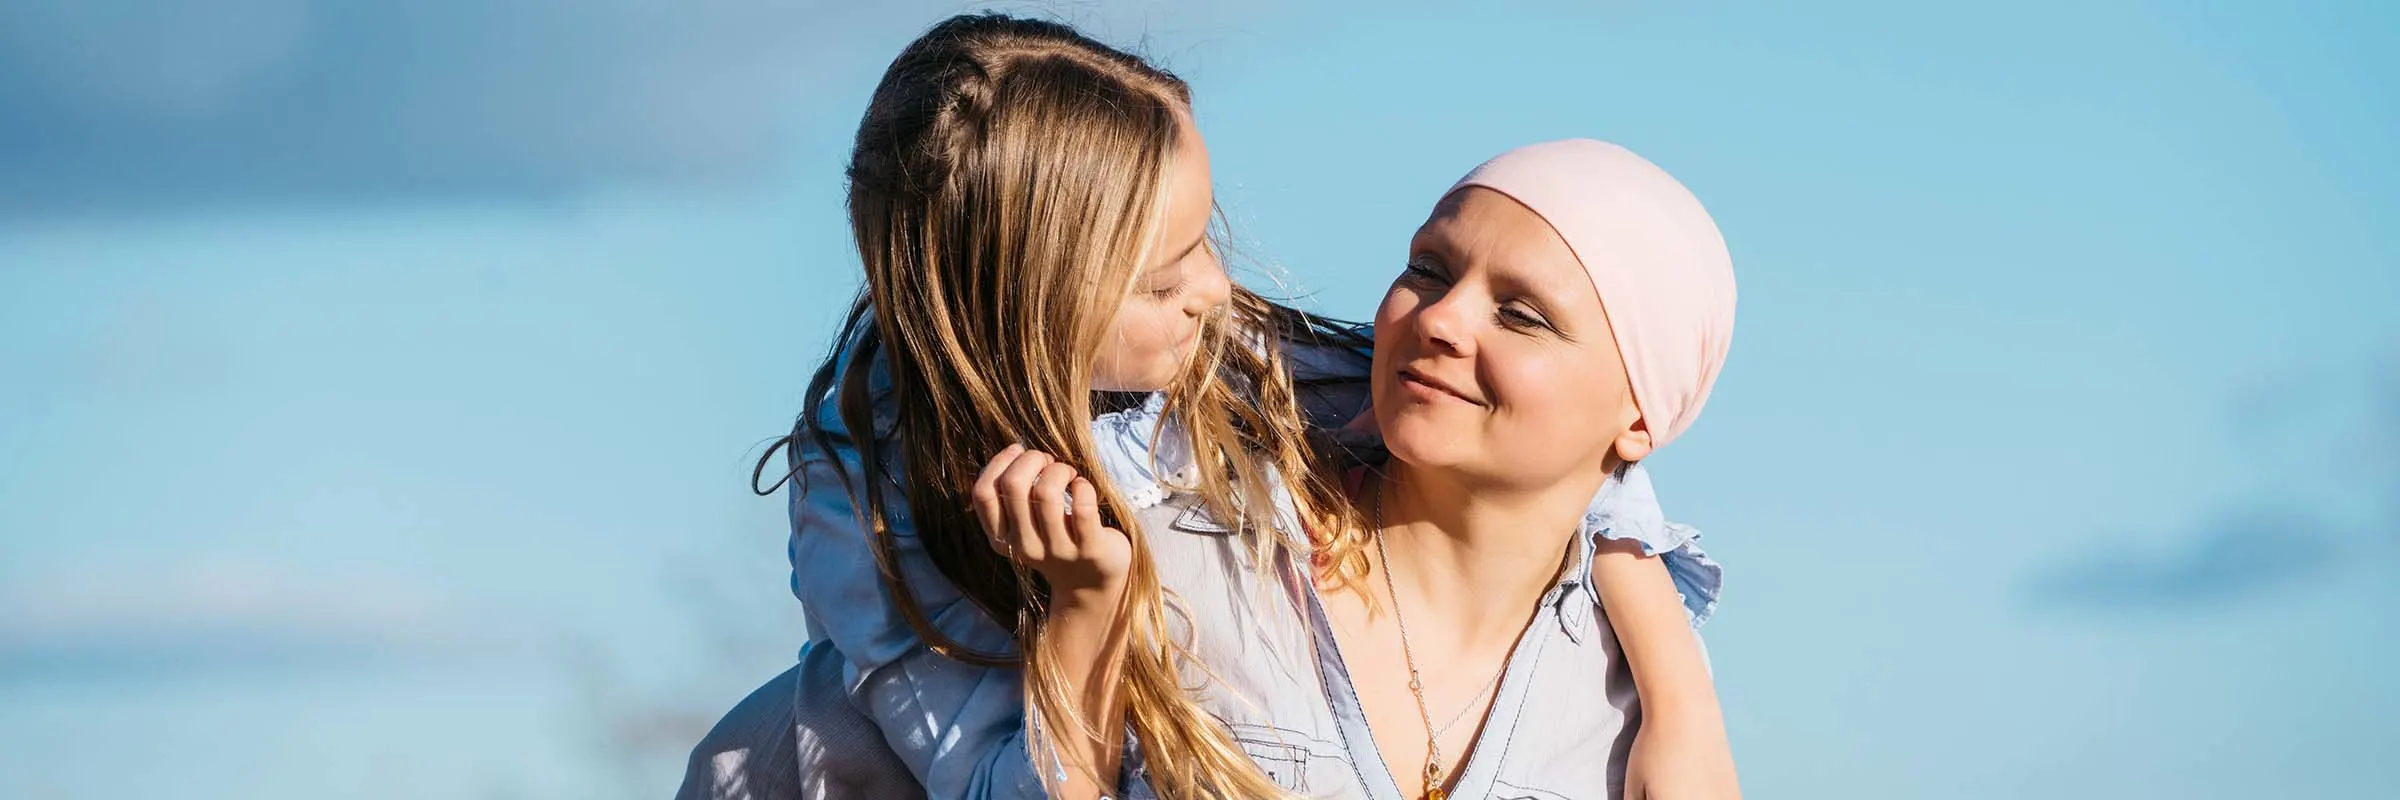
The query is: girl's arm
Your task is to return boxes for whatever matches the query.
[1591,542,1740,799]
[1591,542,1725,721]
[968,445,1136,800]
[788,446,1146,800]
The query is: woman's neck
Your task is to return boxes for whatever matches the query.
[1373,461,1609,636]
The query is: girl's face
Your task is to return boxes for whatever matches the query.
[1371,187,1654,491]
[1091,113,1232,392]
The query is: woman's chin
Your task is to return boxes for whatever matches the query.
[1377,418,1474,472]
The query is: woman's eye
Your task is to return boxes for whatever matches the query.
[1148,278,1187,297]
[1500,306,1549,330]
[1399,258,1448,284]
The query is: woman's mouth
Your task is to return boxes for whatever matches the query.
[1397,368,1482,406]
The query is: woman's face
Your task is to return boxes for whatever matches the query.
[1372,187,1652,491]
[1091,113,1233,392]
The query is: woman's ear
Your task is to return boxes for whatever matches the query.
[1612,416,1654,464]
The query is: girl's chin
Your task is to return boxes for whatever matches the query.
[1091,362,1179,393]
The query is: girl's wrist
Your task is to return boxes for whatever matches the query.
[1049,574,1131,610]
[1636,681,1723,725]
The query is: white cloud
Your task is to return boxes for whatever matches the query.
[0,0,1286,213]
[0,555,523,679]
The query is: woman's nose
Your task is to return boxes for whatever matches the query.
[1414,293,1476,356]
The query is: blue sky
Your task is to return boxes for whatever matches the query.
[1,1,2394,797]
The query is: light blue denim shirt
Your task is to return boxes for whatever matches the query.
[784,340,1359,799]
[782,322,1723,799]
[1310,463,1705,800]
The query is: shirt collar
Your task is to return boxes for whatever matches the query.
[1550,463,1668,641]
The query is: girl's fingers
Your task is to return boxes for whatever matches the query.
[971,446,1023,515]
[1030,463,1079,561]
[973,444,1024,500]
[971,444,1025,551]
[1067,477,1104,546]
[996,449,1055,562]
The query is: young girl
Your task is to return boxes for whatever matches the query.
[687,13,1731,800]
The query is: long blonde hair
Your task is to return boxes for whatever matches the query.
[804,13,1358,799]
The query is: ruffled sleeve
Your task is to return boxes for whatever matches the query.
[1580,463,1724,627]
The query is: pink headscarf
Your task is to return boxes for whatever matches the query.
[1446,138,1736,450]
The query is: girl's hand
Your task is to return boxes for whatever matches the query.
[1623,718,1740,800]
[969,444,1134,597]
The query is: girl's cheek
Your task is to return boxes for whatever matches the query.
[1155,306,1188,345]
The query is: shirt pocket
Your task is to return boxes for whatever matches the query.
[1168,498,1237,536]
[1226,722,1313,793]
[1492,778,1591,800]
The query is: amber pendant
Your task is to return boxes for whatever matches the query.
[1422,762,1447,800]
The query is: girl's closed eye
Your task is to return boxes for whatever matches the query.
[1140,262,1189,298]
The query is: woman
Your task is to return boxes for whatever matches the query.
[680,14,1732,800]
[1314,139,1740,799]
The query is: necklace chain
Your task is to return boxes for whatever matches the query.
[1432,665,1506,739]
[1371,474,1507,800]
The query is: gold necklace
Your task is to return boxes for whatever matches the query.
[1371,475,1467,800]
